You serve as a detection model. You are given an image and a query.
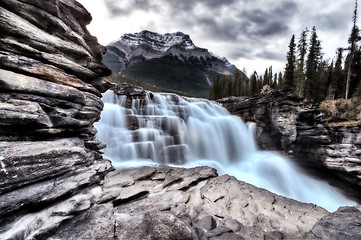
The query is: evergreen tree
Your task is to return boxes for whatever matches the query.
[259,76,264,90]
[250,71,258,95]
[295,28,309,96]
[284,35,297,89]
[232,69,242,96]
[263,68,269,86]
[351,48,361,97]
[278,71,284,90]
[317,59,331,101]
[223,76,232,97]
[272,73,278,89]
[346,0,360,99]
[243,75,250,96]
[328,48,345,99]
[268,66,273,86]
[305,26,322,101]
[209,75,221,100]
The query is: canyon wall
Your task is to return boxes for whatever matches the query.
[218,91,361,193]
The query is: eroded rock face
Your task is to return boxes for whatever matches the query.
[218,91,361,191]
[303,206,361,240]
[0,0,112,238]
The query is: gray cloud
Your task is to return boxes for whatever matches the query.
[104,0,159,16]
[255,50,285,61]
[101,0,356,71]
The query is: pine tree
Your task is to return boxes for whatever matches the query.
[284,35,297,89]
[263,68,269,86]
[209,75,221,100]
[232,69,241,96]
[346,0,360,99]
[317,60,331,101]
[250,71,258,95]
[223,76,232,97]
[295,28,309,96]
[259,76,264,89]
[243,75,250,96]
[268,66,273,86]
[328,48,345,99]
[305,26,322,101]
[351,48,361,97]
[278,71,284,90]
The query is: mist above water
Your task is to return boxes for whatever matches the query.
[95,90,356,212]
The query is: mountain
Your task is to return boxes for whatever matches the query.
[102,30,243,98]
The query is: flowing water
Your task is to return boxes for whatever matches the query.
[95,90,356,212]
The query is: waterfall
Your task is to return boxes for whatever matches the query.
[95,90,356,212]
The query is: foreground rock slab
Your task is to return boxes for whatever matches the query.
[41,165,360,240]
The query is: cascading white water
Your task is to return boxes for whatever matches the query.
[95,90,356,212]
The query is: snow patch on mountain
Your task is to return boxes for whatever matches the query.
[118,30,196,52]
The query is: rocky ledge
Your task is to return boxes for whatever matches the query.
[218,91,361,194]
[3,165,359,239]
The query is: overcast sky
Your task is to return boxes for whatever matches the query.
[77,0,357,75]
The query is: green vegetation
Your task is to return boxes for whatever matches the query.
[107,73,194,97]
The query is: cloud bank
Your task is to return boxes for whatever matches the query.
[80,0,356,73]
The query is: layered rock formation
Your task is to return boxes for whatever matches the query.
[218,91,361,193]
[0,0,113,238]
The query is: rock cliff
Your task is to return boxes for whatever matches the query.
[1,1,361,239]
[218,91,361,196]
[0,0,113,238]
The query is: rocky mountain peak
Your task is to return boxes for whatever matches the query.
[118,30,196,52]
[103,30,241,97]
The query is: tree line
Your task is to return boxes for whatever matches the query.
[208,67,284,100]
[209,0,361,102]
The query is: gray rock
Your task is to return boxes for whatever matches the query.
[50,203,115,240]
[303,206,361,240]
[114,210,196,240]
[112,83,146,97]
[97,166,330,240]
[197,215,217,231]
[210,232,245,240]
